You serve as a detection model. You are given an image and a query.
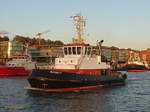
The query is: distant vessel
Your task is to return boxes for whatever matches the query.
[126,61,148,72]
[0,54,35,76]
[27,14,127,92]
[125,51,149,72]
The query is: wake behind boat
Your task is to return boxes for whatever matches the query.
[27,14,127,92]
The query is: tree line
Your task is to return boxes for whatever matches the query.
[0,35,64,46]
[0,36,9,41]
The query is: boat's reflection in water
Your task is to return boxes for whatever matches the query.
[26,87,121,112]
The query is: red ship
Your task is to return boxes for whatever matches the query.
[0,54,35,76]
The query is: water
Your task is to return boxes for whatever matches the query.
[0,72,150,112]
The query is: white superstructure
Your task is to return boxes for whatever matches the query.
[6,54,35,70]
[54,44,110,70]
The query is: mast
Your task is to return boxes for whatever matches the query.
[71,13,86,44]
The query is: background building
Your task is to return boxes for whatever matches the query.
[28,45,63,64]
[140,48,150,66]
[0,41,24,64]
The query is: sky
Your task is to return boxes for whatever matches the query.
[0,0,150,50]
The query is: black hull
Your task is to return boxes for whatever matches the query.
[126,64,146,70]
[28,69,127,91]
[114,64,147,71]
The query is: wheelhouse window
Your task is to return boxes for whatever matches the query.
[77,47,81,55]
[87,47,91,55]
[72,47,76,55]
[64,47,68,55]
[68,47,72,55]
[85,47,87,55]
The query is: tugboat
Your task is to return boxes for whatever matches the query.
[27,14,127,92]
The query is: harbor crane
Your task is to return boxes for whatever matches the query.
[36,30,50,46]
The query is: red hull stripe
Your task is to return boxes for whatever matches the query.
[27,83,124,92]
[0,66,30,76]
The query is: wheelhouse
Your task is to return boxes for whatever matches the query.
[63,44,93,56]
[6,54,33,66]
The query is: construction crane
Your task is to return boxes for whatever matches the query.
[36,30,50,46]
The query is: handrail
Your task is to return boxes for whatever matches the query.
[76,56,84,69]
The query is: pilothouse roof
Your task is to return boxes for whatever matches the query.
[64,43,90,47]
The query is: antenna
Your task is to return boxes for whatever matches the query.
[71,13,86,44]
